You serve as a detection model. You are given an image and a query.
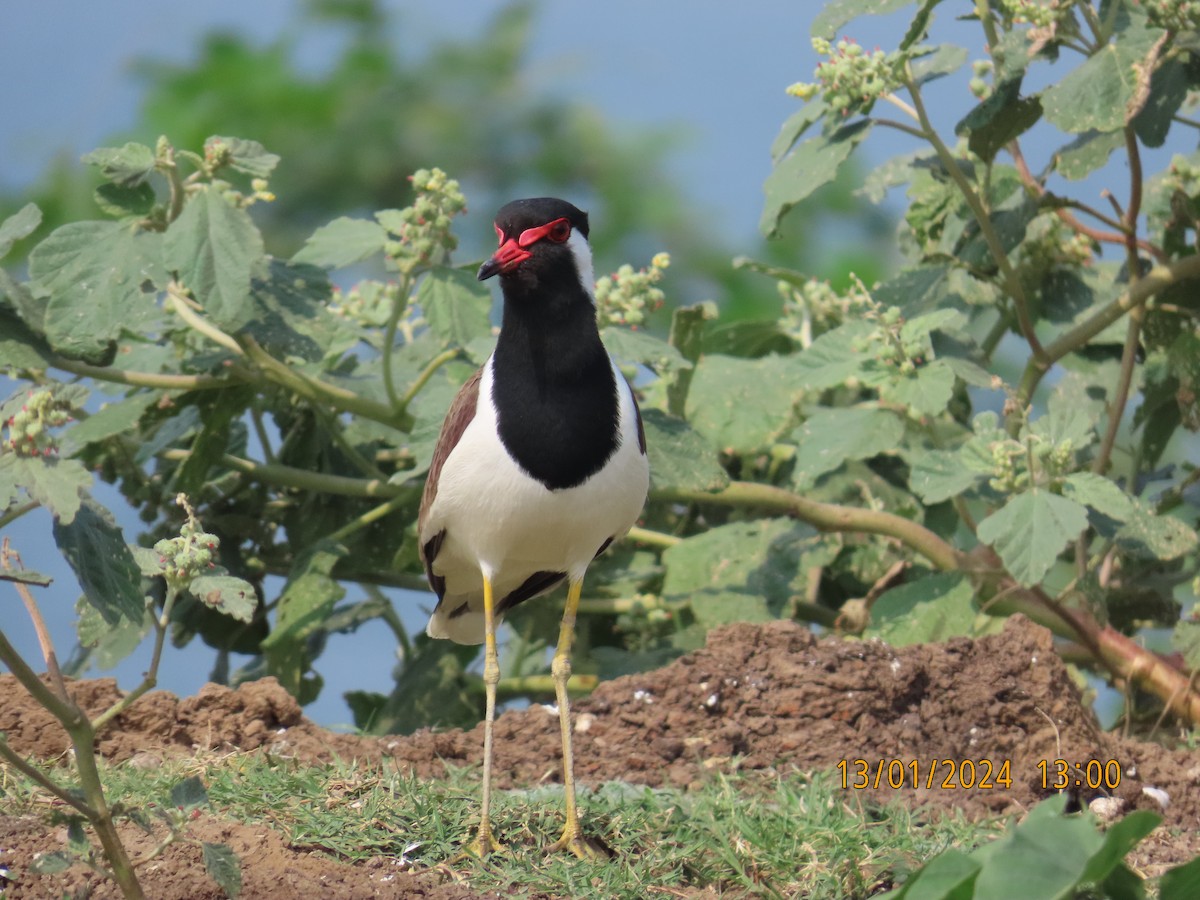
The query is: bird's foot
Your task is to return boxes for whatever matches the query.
[548,828,612,861]
[450,827,507,863]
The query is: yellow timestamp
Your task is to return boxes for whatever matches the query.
[1037,758,1122,791]
[837,758,1014,790]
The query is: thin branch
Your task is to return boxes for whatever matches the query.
[626,525,682,549]
[0,737,94,817]
[904,65,1047,363]
[400,348,461,411]
[158,448,401,498]
[165,283,243,355]
[2,540,68,701]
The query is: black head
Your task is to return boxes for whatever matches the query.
[477,198,592,290]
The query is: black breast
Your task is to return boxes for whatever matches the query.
[491,339,620,491]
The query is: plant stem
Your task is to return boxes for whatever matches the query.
[904,65,1046,365]
[400,348,461,411]
[158,448,401,498]
[381,275,413,410]
[0,737,94,816]
[327,494,410,544]
[626,525,682,549]
[655,481,964,572]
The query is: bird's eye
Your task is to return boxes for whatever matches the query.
[547,219,571,243]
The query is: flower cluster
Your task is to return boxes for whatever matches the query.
[1137,0,1200,32]
[779,276,874,345]
[2,390,72,458]
[153,495,219,591]
[987,434,1076,492]
[996,0,1077,28]
[853,305,929,376]
[787,37,903,117]
[969,59,994,100]
[595,252,670,328]
[329,280,404,328]
[1017,214,1096,276]
[381,168,468,275]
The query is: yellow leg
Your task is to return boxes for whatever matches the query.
[547,578,609,859]
[465,572,506,858]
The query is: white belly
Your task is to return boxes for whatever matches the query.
[424,356,648,643]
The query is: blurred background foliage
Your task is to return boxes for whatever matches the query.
[2,0,893,325]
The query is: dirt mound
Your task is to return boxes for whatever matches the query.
[2,615,1196,898]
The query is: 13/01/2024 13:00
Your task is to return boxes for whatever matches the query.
[836,758,1124,791]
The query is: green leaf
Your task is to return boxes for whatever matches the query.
[202,842,243,898]
[601,327,690,376]
[811,0,916,38]
[641,408,729,493]
[956,77,1041,163]
[5,454,92,524]
[869,573,977,646]
[880,358,957,417]
[911,44,966,87]
[1041,23,1165,134]
[662,519,805,627]
[54,499,145,625]
[29,851,74,874]
[164,186,264,330]
[1115,504,1198,561]
[74,594,151,669]
[245,259,356,366]
[1172,619,1200,669]
[0,202,42,259]
[770,98,829,163]
[1079,810,1161,885]
[62,392,159,455]
[29,221,164,361]
[1133,57,1189,148]
[94,182,157,219]
[761,120,872,238]
[905,448,982,504]
[292,216,387,269]
[1054,130,1125,181]
[792,320,875,390]
[417,266,492,348]
[792,406,905,486]
[262,542,347,699]
[976,489,1089,586]
[1160,853,1200,900]
[1061,472,1135,521]
[971,795,1103,900]
[188,574,258,624]
[882,846,979,899]
[685,354,799,454]
[81,142,157,186]
[216,135,280,178]
[170,775,210,810]
[902,0,948,50]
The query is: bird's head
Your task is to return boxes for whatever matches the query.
[478,198,594,301]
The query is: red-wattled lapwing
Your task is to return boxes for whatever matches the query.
[418,198,649,859]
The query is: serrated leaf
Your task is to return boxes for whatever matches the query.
[792,406,905,486]
[202,841,243,898]
[245,259,355,367]
[792,320,875,390]
[81,142,156,186]
[75,594,151,668]
[262,542,346,699]
[62,392,158,454]
[880,358,957,417]
[215,135,280,178]
[1115,504,1198,560]
[1061,472,1135,521]
[662,519,804,626]
[189,574,258,623]
[906,447,982,503]
[1030,384,1099,449]
[54,499,144,624]
[685,354,800,454]
[292,216,387,269]
[811,0,915,38]
[761,120,872,238]
[1054,130,1125,181]
[976,489,1089,586]
[417,266,492,348]
[164,186,264,330]
[7,455,91,524]
[641,408,728,493]
[1041,23,1165,134]
[868,573,977,646]
[170,775,210,810]
[29,221,164,360]
[956,77,1041,163]
[0,202,42,258]
[770,98,829,163]
[94,182,156,219]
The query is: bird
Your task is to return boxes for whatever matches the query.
[417,197,649,859]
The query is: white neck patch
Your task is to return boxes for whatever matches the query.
[566,230,597,304]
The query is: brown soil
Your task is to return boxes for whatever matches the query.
[1,615,1197,898]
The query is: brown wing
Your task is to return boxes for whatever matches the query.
[418,367,482,595]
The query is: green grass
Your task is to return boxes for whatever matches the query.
[2,753,1003,899]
